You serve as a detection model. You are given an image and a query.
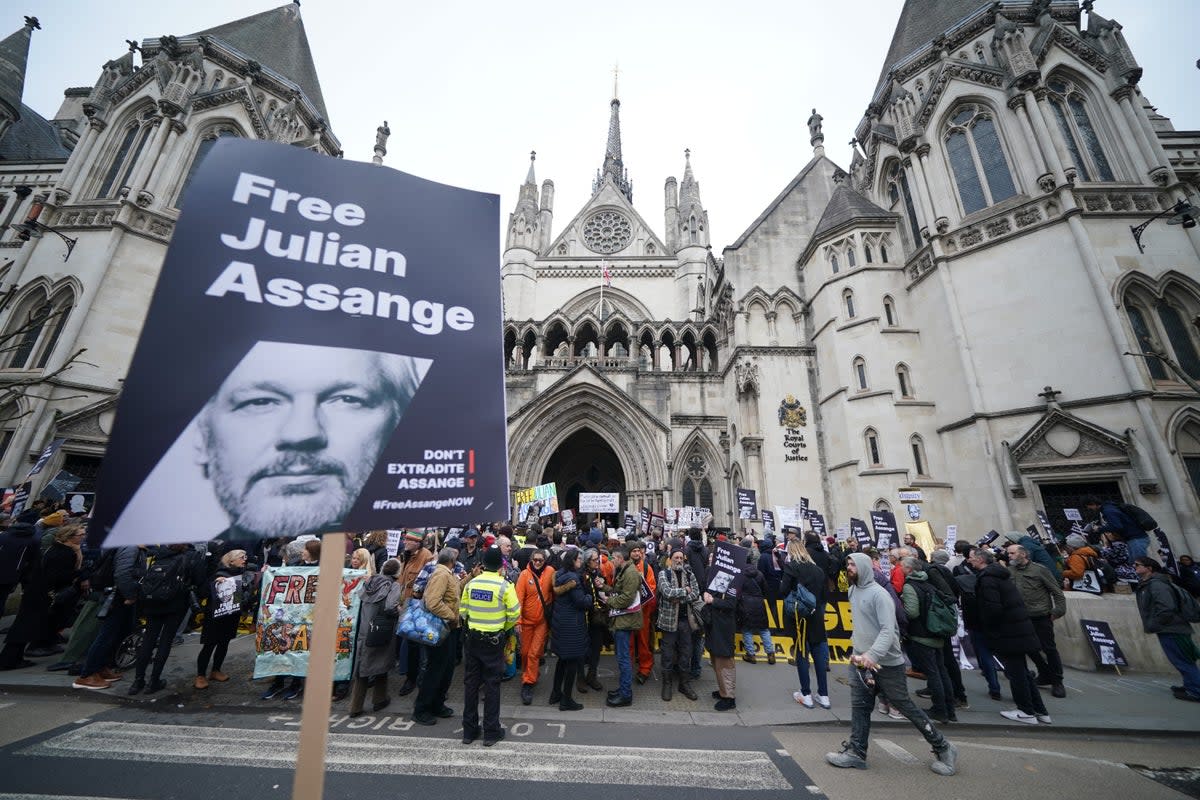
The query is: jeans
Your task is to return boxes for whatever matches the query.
[1028,615,1063,684]
[81,600,136,677]
[414,633,456,716]
[996,652,1047,716]
[1126,537,1149,561]
[909,641,953,718]
[660,616,693,676]
[613,630,633,699]
[795,640,829,697]
[741,628,774,656]
[135,610,186,682]
[1158,633,1200,699]
[847,662,947,760]
[967,629,1002,696]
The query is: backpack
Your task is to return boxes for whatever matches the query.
[1170,582,1200,624]
[784,581,817,618]
[1117,502,1157,532]
[914,580,958,638]
[138,555,187,605]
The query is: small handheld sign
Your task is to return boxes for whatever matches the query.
[1080,619,1128,673]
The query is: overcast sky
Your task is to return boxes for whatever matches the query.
[17,0,1199,252]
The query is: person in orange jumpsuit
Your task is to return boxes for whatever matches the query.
[514,549,556,704]
[628,539,657,683]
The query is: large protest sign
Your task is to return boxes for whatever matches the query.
[40,469,81,502]
[1035,510,1057,543]
[849,517,872,548]
[775,505,803,530]
[869,510,897,549]
[706,540,749,597]
[1080,619,1128,668]
[809,512,827,538]
[1154,529,1179,575]
[761,509,775,532]
[639,507,650,535]
[254,566,367,680]
[736,488,757,520]
[25,437,65,481]
[515,482,559,522]
[579,492,619,513]
[91,140,507,547]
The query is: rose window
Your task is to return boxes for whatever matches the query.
[582,210,632,254]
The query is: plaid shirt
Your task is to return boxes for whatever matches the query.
[655,566,702,632]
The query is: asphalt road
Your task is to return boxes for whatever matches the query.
[0,694,1196,800]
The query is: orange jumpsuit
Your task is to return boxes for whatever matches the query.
[515,564,556,686]
[631,557,657,677]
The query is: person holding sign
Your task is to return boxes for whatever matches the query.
[1133,557,1200,703]
[194,549,252,690]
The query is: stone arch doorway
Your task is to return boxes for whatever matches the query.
[542,428,626,528]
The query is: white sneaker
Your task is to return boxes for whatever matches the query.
[1036,714,1052,724]
[816,695,831,709]
[794,692,814,708]
[1000,709,1038,724]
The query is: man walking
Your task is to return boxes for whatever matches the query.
[826,553,957,776]
[460,547,519,746]
[1134,556,1200,702]
[1006,543,1067,698]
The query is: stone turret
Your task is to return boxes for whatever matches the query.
[0,16,38,144]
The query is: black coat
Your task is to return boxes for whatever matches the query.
[549,569,590,660]
[976,563,1041,655]
[779,558,829,644]
[142,547,206,616]
[685,539,709,591]
[0,523,39,586]
[737,566,769,631]
[704,591,738,657]
[758,549,783,599]
[807,544,836,583]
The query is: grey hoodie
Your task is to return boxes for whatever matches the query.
[847,552,904,667]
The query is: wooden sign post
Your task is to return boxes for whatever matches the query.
[291,532,347,800]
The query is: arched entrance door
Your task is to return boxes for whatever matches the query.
[542,428,625,528]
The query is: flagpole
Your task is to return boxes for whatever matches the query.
[598,259,605,324]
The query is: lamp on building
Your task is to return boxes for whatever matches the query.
[11,218,77,262]
[1130,200,1196,254]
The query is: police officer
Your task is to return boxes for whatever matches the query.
[460,546,520,746]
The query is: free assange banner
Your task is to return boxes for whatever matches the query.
[761,509,775,532]
[254,567,367,680]
[706,539,750,598]
[736,488,757,520]
[809,512,827,538]
[515,482,559,522]
[869,510,898,549]
[849,517,872,548]
[91,139,507,547]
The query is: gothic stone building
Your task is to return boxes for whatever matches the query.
[1,2,1199,554]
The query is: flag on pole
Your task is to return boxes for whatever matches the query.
[602,261,612,287]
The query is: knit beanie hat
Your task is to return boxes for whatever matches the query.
[930,549,950,565]
[404,530,423,544]
[1065,534,1088,550]
[483,546,503,571]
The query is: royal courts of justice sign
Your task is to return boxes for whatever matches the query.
[92,139,508,546]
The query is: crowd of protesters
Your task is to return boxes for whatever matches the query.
[1,498,1197,758]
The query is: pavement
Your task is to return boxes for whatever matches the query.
[1,631,1197,735]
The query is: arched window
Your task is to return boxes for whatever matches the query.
[847,247,857,268]
[896,363,914,397]
[698,478,714,511]
[864,244,873,264]
[843,289,856,319]
[830,253,840,274]
[1124,286,1200,382]
[943,104,1017,214]
[873,498,892,513]
[1176,419,1200,501]
[911,434,929,476]
[96,108,157,198]
[880,242,890,262]
[1046,77,1114,182]
[3,288,73,370]
[178,128,241,205]
[853,356,868,391]
[681,478,696,507]
[885,161,922,249]
[865,428,882,467]
[1125,302,1168,380]
[883,295,897,326]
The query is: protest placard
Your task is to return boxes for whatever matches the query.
[761,509,775,532]
[516,482,559,522]
[736,488,758,520]
[254,566,367,680]
[706,539,749,597]
[1080,619,1128,669]
[580,492,619,513]
[90,139,508,547]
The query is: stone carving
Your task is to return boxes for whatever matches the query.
[1015,207,1043,227]
[807,109,824,146]
[734,360,760,396]
[375,121,391,152]
[777,395,807,428]
[1038,173,1056,193]
[582,210,632,254]
[935,217,950,234]
[986,219,1012,238]
[960,228,984,247]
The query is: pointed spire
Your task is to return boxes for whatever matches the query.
[676,148,708,250]
[679,148,701,207]
[525,150,537,185]
[0,16,39,125]
[593,74,633,202]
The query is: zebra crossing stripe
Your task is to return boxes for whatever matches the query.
[875,738,920,764]
[21,722,791,790]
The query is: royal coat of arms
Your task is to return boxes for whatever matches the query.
[778,395,807,428]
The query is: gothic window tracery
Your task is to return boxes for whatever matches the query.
[885,160,922,249]
[177,127,241,205]
[1123,283,1200,382]
[3,286,74,370]
[1046,77,1115,182]
[96,108,157,198]
[583,210,632,254]
[943,104,1017,215]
